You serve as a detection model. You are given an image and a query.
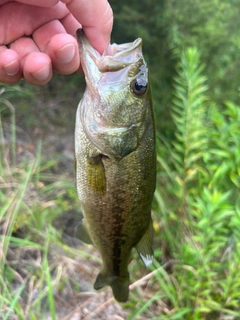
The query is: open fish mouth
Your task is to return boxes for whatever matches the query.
[77,29,143,74]
[97,38,143,72]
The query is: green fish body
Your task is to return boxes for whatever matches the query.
[75,30,156,302]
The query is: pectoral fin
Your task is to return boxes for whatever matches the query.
[75,219,93,244]
[135,220,154,267]
[87,154,106,195]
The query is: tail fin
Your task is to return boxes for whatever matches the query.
[94,272,129,303]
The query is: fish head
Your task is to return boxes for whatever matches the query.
[77,29,152,159]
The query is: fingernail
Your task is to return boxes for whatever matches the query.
[4,60,20,76]
[55,44,75,63]
[32,65,50,81]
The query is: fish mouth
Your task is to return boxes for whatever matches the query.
[77,29,142,73]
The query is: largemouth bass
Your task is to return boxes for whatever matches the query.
[75,29,156,302]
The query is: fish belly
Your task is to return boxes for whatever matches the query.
[75,106,156,301]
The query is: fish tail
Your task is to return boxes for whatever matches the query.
[94,272,129,303]
[110,277,129,303]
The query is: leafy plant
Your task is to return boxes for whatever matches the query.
[132,46,240,319]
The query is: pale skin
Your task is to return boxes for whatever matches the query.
[0,0,113,85]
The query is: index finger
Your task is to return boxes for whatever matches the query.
[0,2,69,45]
[61,0,113,53]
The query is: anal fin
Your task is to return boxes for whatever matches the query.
[75,219,93,244]
[135,220,154,267]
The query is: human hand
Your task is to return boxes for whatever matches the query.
[0,0,113,85]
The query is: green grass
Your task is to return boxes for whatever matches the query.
[0,87,83,319]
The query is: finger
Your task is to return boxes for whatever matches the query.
[0,2,68,45]
[33,20,80,74]
[10,37,52,85]
[61,0,113,53]
[0,46,22,84]
[0,0,59,6]
[48,33,80,74]
[60,13,81,38]
[23,52,52,85]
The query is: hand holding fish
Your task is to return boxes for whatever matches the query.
[0,0,113,85]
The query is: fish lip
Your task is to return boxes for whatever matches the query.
[77,28,142,57]
[77,28,142,72]
[77,29,101,57]
[104,38,142,59]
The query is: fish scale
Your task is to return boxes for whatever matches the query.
[75,29,156,302]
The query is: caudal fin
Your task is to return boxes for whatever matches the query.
[94,272,129,303]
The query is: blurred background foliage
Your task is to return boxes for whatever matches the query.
[111,0,240,136]
[1,0,240,319]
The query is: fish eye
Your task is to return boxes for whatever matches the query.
[130,78,148,96]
